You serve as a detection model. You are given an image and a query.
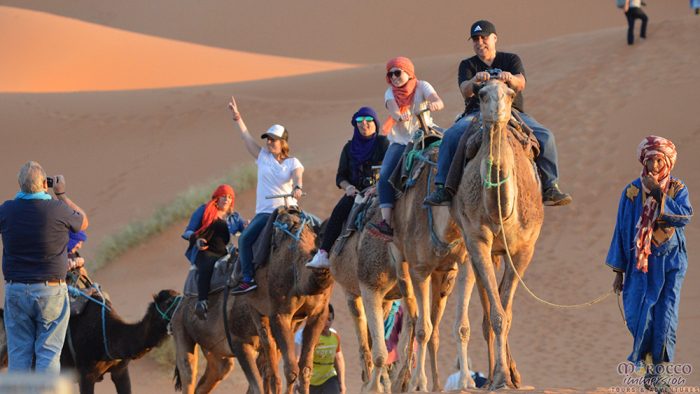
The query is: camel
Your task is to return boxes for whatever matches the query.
[238,208,334,394]
[450,79,544,390]
[0,290,181,393]
[329,201,403,392]
[60,288,182,394]
[172,284,282,394]
[387,139,474,392]
[331,140,474,393]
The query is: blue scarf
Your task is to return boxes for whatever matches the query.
[349,107,381,184]
[15,191,53,200]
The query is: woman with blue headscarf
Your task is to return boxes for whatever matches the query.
[306,107,389,268]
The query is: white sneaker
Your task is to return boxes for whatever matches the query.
[306,250,330,269]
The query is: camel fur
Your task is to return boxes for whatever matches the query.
[239,209,334,394]
[450,79,544,390]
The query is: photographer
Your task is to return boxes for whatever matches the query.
[0,161,88,373]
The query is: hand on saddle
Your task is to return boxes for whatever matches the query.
[196,238,209,251]
[228,96,242,121]
[363,185,377,197]
[344,184,358,197]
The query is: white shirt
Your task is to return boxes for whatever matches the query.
[384,80,438,145]
[255,149,304,214]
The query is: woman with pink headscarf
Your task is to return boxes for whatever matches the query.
[606,136,692,390]
[368,56,444,240]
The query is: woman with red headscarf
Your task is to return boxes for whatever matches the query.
[368,56,445,240]
[606,136,692,390]
[182,184,245,319]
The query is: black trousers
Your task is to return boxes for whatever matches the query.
[310,376,340,394]
[320,195,355,252]
[195,250,222,301]
[626,7,648,45]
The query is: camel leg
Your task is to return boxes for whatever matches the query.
[497,246,535,389]
[252,315,282,394]
[347,295,373,383]
[174,330,199,394]
[268,313,299,394]
[233,341,265,394]
[109,361,132,394]
[407,272,433,392]
[78,374,97,394]
[298,309,329,394]
[466,237,510,390]
[392,259,418,393]
[195,351,235,394]
[427,267,457,392]
[360,284,391,393]
[451,259,477,390]
[475,265,495,386]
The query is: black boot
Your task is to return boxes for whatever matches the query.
[542,184,573,206]
[423,184,452,206]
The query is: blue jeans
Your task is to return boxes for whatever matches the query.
[435,112,560,189]
[4,282,70,374]
[435,114,477,185]
[238,212,271,282]
[377,143,406,208]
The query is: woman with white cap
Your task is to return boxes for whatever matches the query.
[227,96,304,294]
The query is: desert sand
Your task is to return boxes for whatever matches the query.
[0,1,698,392]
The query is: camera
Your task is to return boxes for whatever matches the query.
[46,176,56,188]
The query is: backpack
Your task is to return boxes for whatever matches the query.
[616,0,626,8]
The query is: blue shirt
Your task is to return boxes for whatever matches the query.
[1,199,83,281]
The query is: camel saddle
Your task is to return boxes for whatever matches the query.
[66,268,111,316]
[229,206,319,285]
[182,249,236,298]
[445,110,540,195]
[388,128,443,194]
[331,193,379,255]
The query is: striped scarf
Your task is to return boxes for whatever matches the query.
[633,135,677,272]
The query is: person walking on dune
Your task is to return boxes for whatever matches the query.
[606,136,692,391]
[623,0,648,45]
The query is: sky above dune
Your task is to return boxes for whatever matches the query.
[0,6,356,92]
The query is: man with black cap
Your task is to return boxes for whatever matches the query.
[424,20,572,207]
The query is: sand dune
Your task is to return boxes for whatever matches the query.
[0,6,354,92]
[1,1,699,393]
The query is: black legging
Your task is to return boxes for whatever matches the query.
[320,195,355,252]
[196,250,224,301]
[625,7,648,45]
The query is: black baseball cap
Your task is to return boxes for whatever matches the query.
[470,20,497,39]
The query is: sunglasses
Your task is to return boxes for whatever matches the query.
[386,70,403,78]
[355,116,374,123]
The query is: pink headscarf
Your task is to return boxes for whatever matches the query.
[633,135,677,272]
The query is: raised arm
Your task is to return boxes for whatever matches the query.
[228,96,262,159]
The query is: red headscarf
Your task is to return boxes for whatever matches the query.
[196,184,235,236]
[383,57,418,135]
[633,135,677,272]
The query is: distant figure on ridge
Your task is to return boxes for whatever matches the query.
[623,0,648,45]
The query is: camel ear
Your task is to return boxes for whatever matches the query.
[506,87,516,98]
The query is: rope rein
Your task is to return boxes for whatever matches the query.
[488,119,615,310]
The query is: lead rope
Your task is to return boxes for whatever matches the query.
[490,121,619,316]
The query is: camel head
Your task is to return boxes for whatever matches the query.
[272,210,317,254]
[478,79,515,124]
[150,289,182,325]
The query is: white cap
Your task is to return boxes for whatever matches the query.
[261,124,288,141]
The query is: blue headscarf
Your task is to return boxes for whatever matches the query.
[349,107,380,184]
[68,230,87,253]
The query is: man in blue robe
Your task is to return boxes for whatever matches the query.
[606,136,692,390]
